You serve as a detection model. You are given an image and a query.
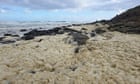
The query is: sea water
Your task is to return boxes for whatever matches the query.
[0,21,81,37]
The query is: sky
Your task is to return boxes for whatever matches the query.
[0,0,140,22]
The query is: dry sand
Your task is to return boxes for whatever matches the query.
[0,24,140,84]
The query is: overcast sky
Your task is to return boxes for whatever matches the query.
[0,0,140,21]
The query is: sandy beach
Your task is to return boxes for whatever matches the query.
[0,22,140,84]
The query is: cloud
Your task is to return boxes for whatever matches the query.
[24,8,32,13]
[0,8,7,13]
[111,0,121,3]
[0,0,139,11]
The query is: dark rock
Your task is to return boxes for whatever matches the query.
[21,35,34,40]
[11,34,20,37]
[39,27,43,29]
[72,24,81,26]
[99,20,109,24]
[0,40,16,44]
[0,37,5,41]
[127,28,140,34]
[109,5,140,34]
[35,45,40,48]
[86,20,109,25]
[69,66,78,71]
[61,26,67,28]
[24,29,46,36]
[95,23,99,26]
[37,39,43,42]
[90,31,96,37]
[65,32,89,45]
[20,29,27,32]
[64,28,81,34]
[24,27,65,36]
[94,28,106,34]
[29,70,36,74]
[4,33,13,36]
[21,27,82,40]
[4,33,19,37]
[67,25,71,27]
[74,47,80,53]
[0,35,20,44]
[71,32,89,45]
[81,28,87,30]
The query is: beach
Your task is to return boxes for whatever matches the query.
[0,0,140,84]
[0,22,140,84]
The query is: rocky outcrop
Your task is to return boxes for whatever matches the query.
[21,28,62,40]
[21,27,82,40]
[108,5,140,34]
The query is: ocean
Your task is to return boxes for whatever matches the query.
[0,21,81,37]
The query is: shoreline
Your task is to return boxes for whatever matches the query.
[0,22,91,44]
